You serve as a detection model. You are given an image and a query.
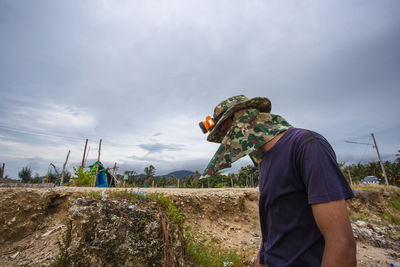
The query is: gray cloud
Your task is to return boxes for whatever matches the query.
[1,0,399,178]
[128,155,168,163]
[139,143,185,154]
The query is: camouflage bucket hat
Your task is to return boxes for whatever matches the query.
[207,95,272,143]
[201,109,292,178]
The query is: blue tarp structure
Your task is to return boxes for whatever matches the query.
[90,161,108,187]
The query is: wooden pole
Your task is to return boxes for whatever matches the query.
[60,150,71,185]
[113,162,117,176]
[97,139,102,162]
[93,169,98,187]
[84,146,90,167]
[371,133,389,186]
[82,139,88,167]
[112,162,117,186]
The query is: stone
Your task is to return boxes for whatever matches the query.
[10,251,19,259]
[356,220,368,227]
[57,197,186,266]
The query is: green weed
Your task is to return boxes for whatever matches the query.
[349,215,358,222]
[82,191,102,199]
[386,193,400,211]
[359,212,369,220]
[381,212,400,225]
[185,230,249,267]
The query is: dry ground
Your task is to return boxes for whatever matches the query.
[0,186,399,266]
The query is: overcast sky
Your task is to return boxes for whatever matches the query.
[0,0,399,179]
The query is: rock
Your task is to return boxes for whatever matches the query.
[57,197,186,266]
[41,229,54,237]
[356,220,368,227]
[10,251,19,259]
[68,206,82,219]
[72,198,86,205]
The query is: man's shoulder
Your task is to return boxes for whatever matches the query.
[285,128,325,143]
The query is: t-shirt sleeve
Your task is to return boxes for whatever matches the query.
[297,134,354,205]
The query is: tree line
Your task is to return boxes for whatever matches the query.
[15,155,400,188]
[119,164,260,188]
[341,160,400,186]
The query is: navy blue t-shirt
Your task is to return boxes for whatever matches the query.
[258,128,354,266]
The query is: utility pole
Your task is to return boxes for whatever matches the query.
[98,139,102,162]
[371,133,389,186]
[60,150,71,185]
[82,139,88,167]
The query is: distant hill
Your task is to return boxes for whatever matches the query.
[161,170,195,179]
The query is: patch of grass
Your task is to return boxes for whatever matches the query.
[381,211,400,225]
[359,212,369,220]
[82,191,102,199]
[105,189,146,204]
[149,193,184,227]
[185,230,249,267]
[349,215,358,222]
[386,193,400,211]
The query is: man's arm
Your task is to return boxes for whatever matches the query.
[312,199,356,267]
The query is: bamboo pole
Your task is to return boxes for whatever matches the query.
[98,139,102,162]
[84,146,90,167]
[82,139,88,167]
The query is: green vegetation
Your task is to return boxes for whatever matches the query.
[82,191,102,199]
[386,192,400,211]
[71,166,98,186]
[349,215,358,222]
[186,232,248,267]
[381,211,400,225]
[342,160,400,186]
[18,166,32,183]
[119,164,260,188]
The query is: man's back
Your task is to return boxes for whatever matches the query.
[258,128,354,266]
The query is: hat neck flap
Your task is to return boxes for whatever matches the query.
[201,109,292,178]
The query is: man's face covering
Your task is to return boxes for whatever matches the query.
[201,108,292,178]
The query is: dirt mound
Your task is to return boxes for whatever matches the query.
[0,189,69,245]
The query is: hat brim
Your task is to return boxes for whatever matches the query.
[207,97,272,143]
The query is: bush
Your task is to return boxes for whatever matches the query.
[72,166,97,186]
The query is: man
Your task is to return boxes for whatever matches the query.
[199,95,356,267]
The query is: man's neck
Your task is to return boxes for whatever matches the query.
[259,130,287,153]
